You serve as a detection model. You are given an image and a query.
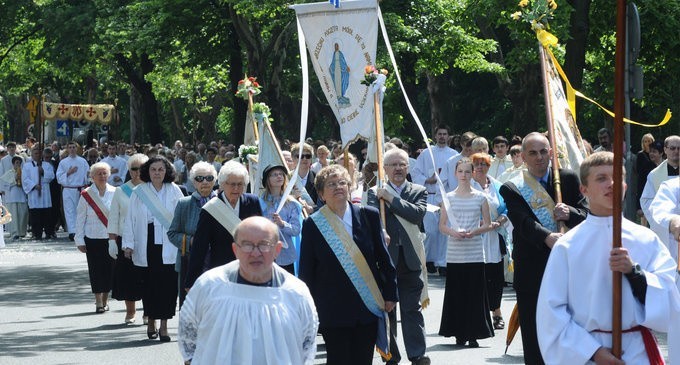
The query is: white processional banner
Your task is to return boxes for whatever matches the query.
[294,0,379,149]
[542,48,588,173]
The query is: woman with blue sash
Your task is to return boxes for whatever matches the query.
[108,153,148,324]
[471,152,510,331]
[122,156,184,342]
[299,165,398,365]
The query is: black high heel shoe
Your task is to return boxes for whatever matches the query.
[147,330,158,339]
[159,331,171,342]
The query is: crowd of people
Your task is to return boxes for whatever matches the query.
[0,127,678,364]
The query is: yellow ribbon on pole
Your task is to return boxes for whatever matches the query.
[536,29,672,128]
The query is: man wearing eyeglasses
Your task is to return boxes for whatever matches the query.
[184,160,262,289]
[179,216,319,365]
[367,148,431,365]
[641,135,680,261]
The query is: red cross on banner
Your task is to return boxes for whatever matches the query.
[58,104,70,117]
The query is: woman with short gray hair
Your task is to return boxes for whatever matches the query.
[184,160,262,289]
[168,161,217,308]
[76,162,116,314]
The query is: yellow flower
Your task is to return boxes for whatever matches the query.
[511,11,522,20]
[518,0,529,7]
[549,0,557,9]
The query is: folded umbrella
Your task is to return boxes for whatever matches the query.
[505,303,520,354]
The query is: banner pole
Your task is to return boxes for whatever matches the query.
[373,92,386,227]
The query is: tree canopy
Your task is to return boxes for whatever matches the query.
[1,0,677,148]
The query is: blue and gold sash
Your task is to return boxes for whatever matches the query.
[310,205,391,360]
[133,183,173,229]
[509,171,558,232]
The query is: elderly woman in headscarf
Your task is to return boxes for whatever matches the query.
[122,156,184,342]
[75,162,117,314]
[258,164,303,274]
[184,160,262,289]
[108,153,148,324]
[167,161,217,308]
[299,165,397,365]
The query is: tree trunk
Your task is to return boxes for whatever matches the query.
[426,73,456,133]
[565,0,592,91]
[129,85,143,144]
[227,22,246,146]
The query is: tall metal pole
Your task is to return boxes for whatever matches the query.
[612,0,627,358]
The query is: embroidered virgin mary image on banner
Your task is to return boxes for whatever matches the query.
[294,0,379,148]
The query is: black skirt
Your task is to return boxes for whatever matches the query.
[84,237,114,293]
[439,262,494,340]
[112,237,144,301]
[141,223,178,319]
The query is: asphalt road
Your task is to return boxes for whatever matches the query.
[0,233,669,364]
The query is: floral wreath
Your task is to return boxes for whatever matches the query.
[361,65,389,86]
[235,75,262,100]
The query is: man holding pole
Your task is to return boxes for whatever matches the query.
[367,148,430,365]
[499,132,587,365]
[537,152,679,364]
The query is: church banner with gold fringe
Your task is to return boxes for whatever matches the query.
[42,102,115,124]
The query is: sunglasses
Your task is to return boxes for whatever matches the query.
[194,175,215,182]
[300,154,313,159]
[129,167,140,171]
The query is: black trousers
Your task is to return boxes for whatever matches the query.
[321,322,378,365]
[84,237,114,293]
[29,208,54,239]
[516,290,545,365]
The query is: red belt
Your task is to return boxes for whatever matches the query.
[593,326,665,365]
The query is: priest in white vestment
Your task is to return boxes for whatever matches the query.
[537,152,679,365]
[178,216,318,365]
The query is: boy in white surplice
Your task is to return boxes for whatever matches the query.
[537,151,680,365]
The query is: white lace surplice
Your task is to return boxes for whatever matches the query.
[178,261,318,365]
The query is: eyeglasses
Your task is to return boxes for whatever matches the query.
[473,163,489,167]
[325,180,349,189]
[300,154,313,159]
[667,146,680,151]
[236,241,275,254]
[224,182,246,189]
[386,162,407,168]
[130,167,140,171]
[194,175,215,182]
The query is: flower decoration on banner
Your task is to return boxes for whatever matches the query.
[252,102,273,122]
[361,65,389,86]
[235,75,262,100]
[511,0,557,31]
[238,144,258,164]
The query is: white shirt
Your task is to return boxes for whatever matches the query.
[537,215,679,364]
[649,177,680,261]
[22,160,54,209]
[101,155,128,187]
[640,160,675,245]
[412,145,457,203]
[56,155,90,188]
[0,153,22,194]
[75,185,116,244]
[488,155,513,179]
[178,261,319,364]
[107,181,136,237]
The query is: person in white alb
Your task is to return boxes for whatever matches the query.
[22,147,56,240]
[3,156,28,240]
[101,144,128,187]
[414,127,459,275]
[537,152,680,365]
[640,135,680,257]
[178,216,318,365]
[57,141,91,241]
[488,136,514,180]
[75,162,117,314]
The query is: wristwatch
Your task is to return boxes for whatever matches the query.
[626,262,642,278]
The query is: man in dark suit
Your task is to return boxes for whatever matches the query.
[499,132,587,365]
[184,161,262,289]
[367,148,430,365]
